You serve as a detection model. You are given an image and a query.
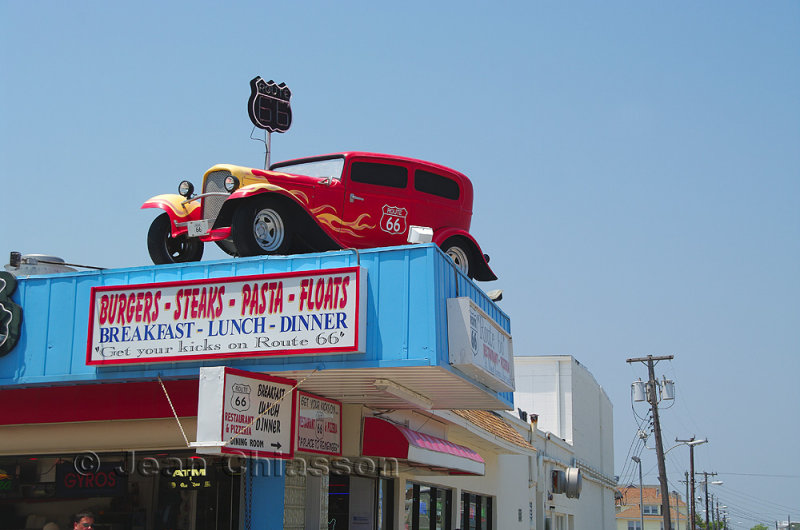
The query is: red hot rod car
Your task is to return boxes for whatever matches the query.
[142,152,497,281]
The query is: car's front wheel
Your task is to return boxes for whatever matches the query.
[147,212,204,264]
[441,238,473,278]
[231,197,293,256]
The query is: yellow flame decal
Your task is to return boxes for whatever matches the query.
[241,174,310,206]
[289,189,309,205]
[311,205,375,238]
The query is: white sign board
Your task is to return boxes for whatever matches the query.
[296,391,342,456]
[86,267,367,365]
[447,297,514,393]
[195,366,296,459]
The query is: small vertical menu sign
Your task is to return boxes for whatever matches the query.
[296,391,342,456]
[195,367,296,459]
[447,297,514,393]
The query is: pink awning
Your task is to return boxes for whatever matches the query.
[362,417,485,475]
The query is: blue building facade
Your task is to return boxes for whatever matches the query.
[0,244,513,529]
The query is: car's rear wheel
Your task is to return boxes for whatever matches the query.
[441,238,473,278]
[147,212,204,264]
[231,197,293,256]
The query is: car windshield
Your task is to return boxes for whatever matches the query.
[272,157,345,180]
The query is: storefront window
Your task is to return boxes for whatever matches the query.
[377,477,393,530]
[459,492,493,530]
[434,488,447,529]
[329,473,394,530]
[481,496,489,528]
[328,474,350,529]
[0,452,239,530]
[405,482,415,529]
[419,485,431,530]
[404,482,452,530]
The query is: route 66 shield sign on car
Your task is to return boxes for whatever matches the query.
[380,205,408,235]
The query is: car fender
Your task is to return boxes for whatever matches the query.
[141,194,201,236]
[215,184,344,245]
[226,182,311,206]
[432,227,497,281]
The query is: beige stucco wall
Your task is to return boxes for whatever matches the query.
[0,417,198,455]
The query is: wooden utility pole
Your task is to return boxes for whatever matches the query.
[632,456,645,530]
[685,472,690,530]
[677,436,707,530]
[711,494,716,528]
[627,354,674,530]
[697,471,717,529]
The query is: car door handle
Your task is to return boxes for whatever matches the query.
[349,193,364,202]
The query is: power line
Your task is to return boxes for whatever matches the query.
[663,360,703,440]
[619,406,652,487]
[619,433,649,488]
[713,483,800,515]
[718,471,800,479]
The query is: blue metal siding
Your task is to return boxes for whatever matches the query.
[0,244,510,408]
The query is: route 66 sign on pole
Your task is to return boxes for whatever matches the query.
[248,76,292,169]
[0,271,22,357]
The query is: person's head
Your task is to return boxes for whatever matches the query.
[72,512,95,530]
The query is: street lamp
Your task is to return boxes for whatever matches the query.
[672,490,682,530]
[632,456,645,530]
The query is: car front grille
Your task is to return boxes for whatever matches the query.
[203,170,231,222]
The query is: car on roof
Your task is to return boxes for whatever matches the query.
[142,152,497,281]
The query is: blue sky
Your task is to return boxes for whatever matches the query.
[2,2,798,526]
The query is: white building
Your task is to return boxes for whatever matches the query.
[513,355,617,530]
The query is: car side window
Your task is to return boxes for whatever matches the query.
[414,169,460,200]
[350,162,408,189]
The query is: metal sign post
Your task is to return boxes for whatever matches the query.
[266,130,271,170]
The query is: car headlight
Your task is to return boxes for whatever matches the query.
[178,180,194,198]
[224,175,240,192]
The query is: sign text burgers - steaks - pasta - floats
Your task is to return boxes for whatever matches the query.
[86,267,367,365]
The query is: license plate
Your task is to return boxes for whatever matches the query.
[186,220,210,237]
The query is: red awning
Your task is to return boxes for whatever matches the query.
[362,417,485,475]
[0,380,199,425]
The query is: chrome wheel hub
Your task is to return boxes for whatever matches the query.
[253,208,284,251]
[446,246,470,275]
